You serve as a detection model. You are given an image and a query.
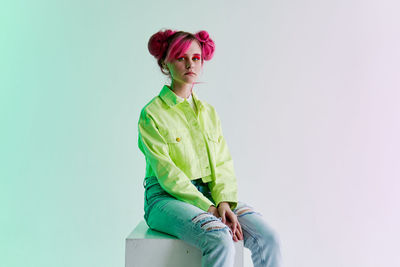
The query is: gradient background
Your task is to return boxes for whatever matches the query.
[1,0,399,266]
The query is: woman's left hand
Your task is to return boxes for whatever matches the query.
[217,202,243,241]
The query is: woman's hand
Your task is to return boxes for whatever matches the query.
[217,202,243,242]
[207,204,220,218]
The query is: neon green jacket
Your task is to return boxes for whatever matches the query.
[138,84,238,211]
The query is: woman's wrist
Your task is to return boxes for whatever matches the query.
[217,202,230,208]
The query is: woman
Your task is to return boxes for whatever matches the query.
[138,29,282,267]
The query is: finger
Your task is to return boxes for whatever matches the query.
[226,221,234,234]
[232,215,242,240]
[235,228,241,242]
[225,216,236,239]
[226,212,237,234]
[235,229,241,241]
[226,220,236,238]
[237,222,243,240]
[235,222,243,240]
[220,211,226,224]
[229,213,237,234]
[228,226,234,238]
[232,232,238,242]
[235,220,242,236]
[213,210,219,218]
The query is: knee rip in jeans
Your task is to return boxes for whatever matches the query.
[234,205,261,217]
[191,212,231,233]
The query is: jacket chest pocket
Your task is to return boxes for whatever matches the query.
[164,129,190,166]
[206,131,221,159]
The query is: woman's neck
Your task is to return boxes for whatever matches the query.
[169,81,193,99]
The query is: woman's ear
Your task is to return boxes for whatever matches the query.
[162,62,169,72]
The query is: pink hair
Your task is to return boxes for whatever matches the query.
[148,29,215,76]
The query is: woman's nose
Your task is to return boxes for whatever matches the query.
[186,60,194,69]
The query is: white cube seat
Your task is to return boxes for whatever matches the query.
[125,219,244,267]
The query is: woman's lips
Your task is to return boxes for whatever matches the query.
[185,72,195,75]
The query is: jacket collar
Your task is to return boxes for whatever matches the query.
[159,84,204,110]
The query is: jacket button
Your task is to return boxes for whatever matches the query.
[176,137,181,142]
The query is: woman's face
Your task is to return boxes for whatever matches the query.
[165,40,203,86]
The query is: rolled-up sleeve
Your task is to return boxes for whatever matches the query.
[138,110,214,211]
[208,110,238,210]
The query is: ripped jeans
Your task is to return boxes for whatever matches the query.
[143,176,283,267]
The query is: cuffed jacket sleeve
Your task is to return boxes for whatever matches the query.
[208,112,238,210]
[138,110,215,212]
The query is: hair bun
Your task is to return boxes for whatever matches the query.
[195,30,215,61]
[196,31,210,43]
[148,29,176,60]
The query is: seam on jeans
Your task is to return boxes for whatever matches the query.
[241,221,266,265]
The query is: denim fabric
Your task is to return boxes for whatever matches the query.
[143,176,283,267]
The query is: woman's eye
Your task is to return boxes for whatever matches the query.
[177,56,200,61]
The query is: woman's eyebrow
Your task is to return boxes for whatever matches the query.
[183,53,201,56]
